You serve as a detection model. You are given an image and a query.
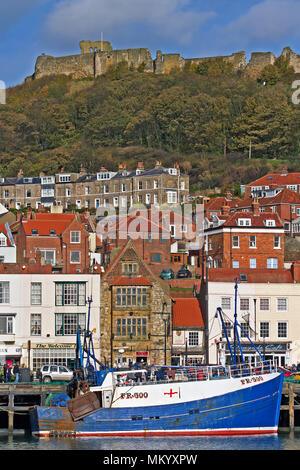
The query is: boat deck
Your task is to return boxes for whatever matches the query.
[113,362,276,387]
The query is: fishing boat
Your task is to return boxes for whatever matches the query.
[29,284,284,438]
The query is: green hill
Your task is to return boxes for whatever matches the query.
[1,62,300,193]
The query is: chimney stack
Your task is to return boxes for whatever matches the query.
[252,197,260,216]
[292,261,300,283]
[225,190,232,202]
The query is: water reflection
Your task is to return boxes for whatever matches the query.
[0,432,299,450]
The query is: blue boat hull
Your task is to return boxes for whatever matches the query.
[29,373,284,437]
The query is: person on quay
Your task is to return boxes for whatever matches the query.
[13,362,20,383]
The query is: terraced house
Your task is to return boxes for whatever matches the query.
[0,162,189,210]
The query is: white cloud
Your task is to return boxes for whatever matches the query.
[219,0,300,49]
[42,0,215,48]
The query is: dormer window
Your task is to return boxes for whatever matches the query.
[41,176,55,184]
[168,168,177,175]
[237,218,251,226]
[59,174,71,183]
[265,219,275,227]
[0,234,7,246]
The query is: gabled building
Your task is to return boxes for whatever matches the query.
[171,297,205,366]
[0,223,16,263]
[231,188,300,235]
[99,240,172,367]
[203,202,285,270]
[15,212,90,273]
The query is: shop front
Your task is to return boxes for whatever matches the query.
[0,345,22,367]
[29,343,77,371]
[222,342,289,367]
[136,351,149,365]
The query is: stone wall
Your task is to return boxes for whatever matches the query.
[247,51,276,76]
[185,51,247,71]
[31,42,300,81]
[281,47,300,73]
[34,54,95,80]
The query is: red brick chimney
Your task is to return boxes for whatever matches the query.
[252,197,260,216]
[292,261,300,283]
[221,202,230,215]
[225,190,232,202]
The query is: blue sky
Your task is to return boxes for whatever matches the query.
[1,0,300,87]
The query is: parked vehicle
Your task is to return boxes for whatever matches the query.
[37,364,74,383]
[160,269,175,280]
[176,269,192,278]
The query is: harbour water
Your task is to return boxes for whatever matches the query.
[1,431,300,451]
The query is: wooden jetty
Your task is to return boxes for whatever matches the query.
[280,382,300,432]
[0,381,299,434]
[0,382,67,434]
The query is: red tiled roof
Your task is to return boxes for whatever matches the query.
[34,213,75,220]
[22,220,71,236]
[110,276,152,286]
[247,172,300,188]
[234,188,300,209]
[172,298,204,328]
[209,211,283,229]
[205,197,241,211]
[207,268,293,283]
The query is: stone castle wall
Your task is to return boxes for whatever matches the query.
[31,41,300,81]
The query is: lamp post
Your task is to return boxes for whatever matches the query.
[162,302,169,365]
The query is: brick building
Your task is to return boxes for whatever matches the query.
[15,212,90,274]
[203,201,285,270]
[231,188,300,235]
[97,207,197,277]
[99,241,172,367]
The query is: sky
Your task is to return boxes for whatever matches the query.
[1,0,300,87]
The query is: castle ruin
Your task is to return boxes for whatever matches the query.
[31,41,300,81]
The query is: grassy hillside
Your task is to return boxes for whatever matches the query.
[1,61,300,193]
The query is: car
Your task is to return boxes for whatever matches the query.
[160,269,175,280]
[176,269,192,279]
[37,364,74,383]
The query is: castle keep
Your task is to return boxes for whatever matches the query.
[31,41,300,80]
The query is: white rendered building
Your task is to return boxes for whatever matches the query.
[0,273,100,370]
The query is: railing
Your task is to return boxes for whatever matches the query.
[115,361,277,387]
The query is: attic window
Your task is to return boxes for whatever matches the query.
[237,218,251,226]
[31,229,38,235]
[265,219,275,227]
[267,177,273,180]
[0,234,7,246]
[50,229,56,235]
